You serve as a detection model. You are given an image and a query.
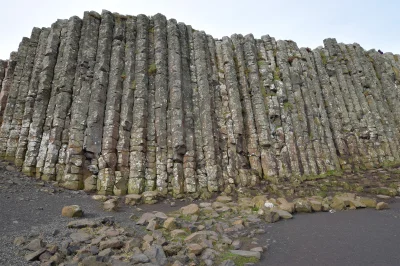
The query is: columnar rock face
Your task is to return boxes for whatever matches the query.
[1,11,400,197]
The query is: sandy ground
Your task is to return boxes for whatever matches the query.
[1,161,399,266]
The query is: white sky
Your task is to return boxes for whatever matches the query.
[1,0,399,59]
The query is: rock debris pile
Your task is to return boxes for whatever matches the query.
[1,10,400,197]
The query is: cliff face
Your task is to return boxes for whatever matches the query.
[0,10,399,197]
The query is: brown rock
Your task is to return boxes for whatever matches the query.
[163,217,177,230]
[187,243,203,255]
[61,205,83,218]
[376,202,389,210]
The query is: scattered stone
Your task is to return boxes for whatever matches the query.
[137,212,156,225]
[103,198,118,211]
[13,236,26,246]
[70,232,91,242]
[99,238,123,250]
[279,202,295,213]
[163,217,177,230]
[25,238,44,251]
[231,239,242,250]
[181,204,200,215]
[61,205,83,218]
[376,202,389,210]
[125,194,142,205]
[229,250,261,259]
[359,197,377,208]
[275,209,293,219]
[293,199,312,213]
[309,200,322,212]
[142,191,159,204]
[216,196,233,203]
[67,219,97,229]
[264,210,280,223]
[187,243,204,255]
[250,247,263,252]
[144,244,167,265]
[25,248,46,261]
[131,253,150,264]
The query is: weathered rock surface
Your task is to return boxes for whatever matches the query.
[1,10,400,198]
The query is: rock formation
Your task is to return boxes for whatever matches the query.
[1,10,399,197]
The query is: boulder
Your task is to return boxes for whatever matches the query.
[103,198,118,211]
[264,210,280,223]
[181,204,199,215]
[137,212,156,225]
[252,195,267,209]
[331,193,365,210]
[61,205,83,218]
[142,191,159,204]
[187,243,204,255]
[293,199,312,213]
[163,217,177,230]
[279,202,295,213]
[376,202,389,210]
[25,248,46,261]
[125,194,142,205]
[144,244,167,265]
[309,200,322,212]
[275,209,293,219]
[359,197,377,208]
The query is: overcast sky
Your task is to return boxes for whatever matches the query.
[1,0,399,59]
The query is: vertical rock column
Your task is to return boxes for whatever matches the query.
[0,60,7,97]
[323,39,368,169]
[153,14,168,195]
[286,41,320,176]
[193,31,219,193]
[0,37,30,159]
[145,18,157,192]
[188,26,207,193]
[99,13,126,195]
[231,34,263,181]
[220,36,249,191]
[363,48,400,162]
[0,52,18,125]
[21,21,64,175]
[116,15,137,193]
[128,14,149,194]
[83,10,114,194]
[214,39,233,192]
[167,19,185,196]
[179,23,197,194]
[312,48,348,169]
[260,35,292,179]
[61,12,101,189]
[40,17,82,180]
[243,34,276,184]
[6,27,41,162]
[35,23,69,179]
[298,48,340,172]
[14,28,50,167]
[338,44,387,166]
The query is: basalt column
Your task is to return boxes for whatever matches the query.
[128,14,150,194]
[1,10,400,197]
[0,52,18,125]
